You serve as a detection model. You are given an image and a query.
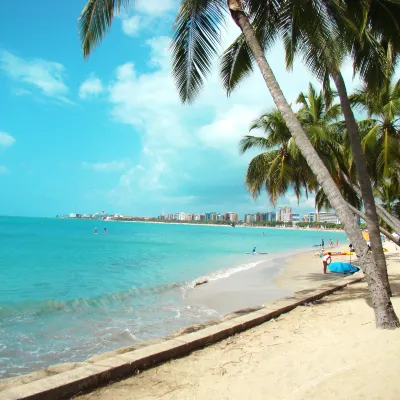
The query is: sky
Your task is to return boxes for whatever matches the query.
[0,0,363,218]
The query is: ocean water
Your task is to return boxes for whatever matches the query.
[0,217,346,378]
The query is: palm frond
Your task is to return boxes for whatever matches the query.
[171,0,227,104]
[220,34,254,96]
[219,0,280,96]
[239,135,273,154]
[79,0,128,58]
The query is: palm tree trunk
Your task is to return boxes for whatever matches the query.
[376,203,400,232]
[228,1,399,329]
[345,201,400,246]
[330,69,391,295]
[340,170,400,232]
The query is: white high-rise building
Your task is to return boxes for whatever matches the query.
[277,206,292,223]
[316,211,340,224]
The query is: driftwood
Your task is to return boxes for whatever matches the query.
[194,279,209,287]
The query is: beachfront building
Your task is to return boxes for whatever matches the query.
[244,214,254,223]
[302,214,310,222]
[205,212,217,221]
[277,206,292,223]
[255,212,268,222]
[308,212,317,222]
[292,213,300,223]
[225,212,238,222]
[316,211,341,224]
[267,212,276,222]
[177,212,186,221]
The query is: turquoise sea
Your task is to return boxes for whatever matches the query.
[0,217,346,378]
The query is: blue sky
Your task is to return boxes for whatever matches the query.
[0,0,363,218]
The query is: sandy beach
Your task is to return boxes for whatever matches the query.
[77,240,400,399]
[185,244,350,315]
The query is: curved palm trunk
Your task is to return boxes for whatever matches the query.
[375,203,400,232]
[340,171,400,233]
[330,70,391,294]
[345,201,400,246]
[228,1,399,329]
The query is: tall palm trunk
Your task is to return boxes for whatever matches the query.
[345,201,400,245]
[330,69,391,295]
[227,0,399,328]
[340,170,400,232]
[376,203,400,232]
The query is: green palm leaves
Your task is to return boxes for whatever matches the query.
[242,79,400,216]
[241,83,345,206]
[351,79,400,181]
[79,0,128,58]
[171,0,228,103]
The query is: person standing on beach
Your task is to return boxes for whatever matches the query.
[322,252,332,274]
[329,239,333,247]
[336,239,339,247]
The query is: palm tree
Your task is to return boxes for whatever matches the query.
[375,180,400,219]
[78,0,399,327]
[351,79,400,183]
[220,0,399,297]
[242,83,362,212]
[240,109,317,206]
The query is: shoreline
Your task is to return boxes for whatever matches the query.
[184,244,349,315]
[0,244,344,382]
[123,220,345,232]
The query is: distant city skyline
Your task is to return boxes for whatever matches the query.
[60,206,341,225]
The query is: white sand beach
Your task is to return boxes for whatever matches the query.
[78,240,400,400]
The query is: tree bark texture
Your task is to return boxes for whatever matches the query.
[331,69,391,294]
[346,202,400,246]
[340,171,400,233]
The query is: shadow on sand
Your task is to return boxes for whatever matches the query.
[292,256,400,310]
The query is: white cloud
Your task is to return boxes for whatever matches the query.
[0,132,16,148]
[119,0,176,38]
[135,0,176,16]
[99,20,365,215]
[0,50,71,103]
[13,88,31,96]
[0,166,8,174]
[198,105,259,154]
[79,75,104,99]
[82,160,127,172]
[121,16,141,37]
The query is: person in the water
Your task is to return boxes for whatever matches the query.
[103,228,107,234]
[252,246,256,255]
[94,227,97,234]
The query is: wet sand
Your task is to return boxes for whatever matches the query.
[185,245,349,315]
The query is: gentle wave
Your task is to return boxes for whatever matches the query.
[187,259,266,291]
[0,282,183,317]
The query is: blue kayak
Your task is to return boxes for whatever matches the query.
[328,262,360,275]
